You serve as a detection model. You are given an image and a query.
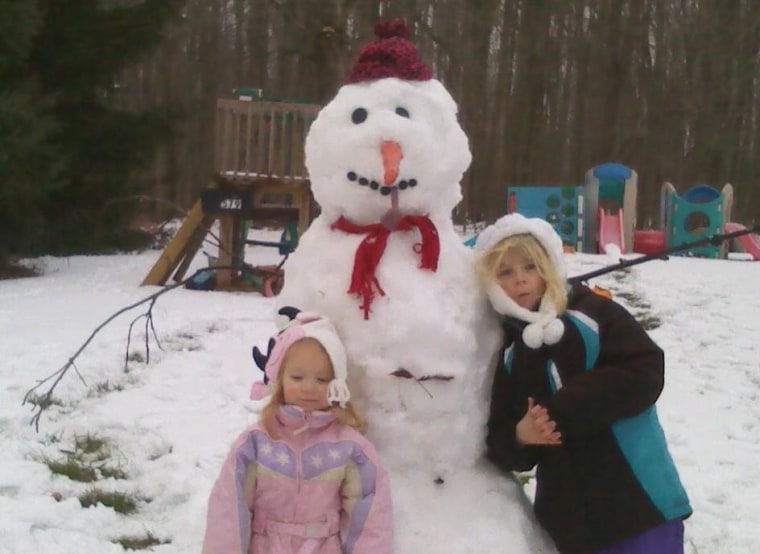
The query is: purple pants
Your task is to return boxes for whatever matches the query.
[595,519,684,554]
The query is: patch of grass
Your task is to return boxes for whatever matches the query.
[90,380,125,396]
[164,332,202,352]
[75,434,108,458]
[127,351,145,363]
[610,268,631,282]
[25,393,63,409]
[610,289,662,330]
[113,533,170,550]
[45,432,64,444]
[615,290,650,310]
[147,446,172,461]
[637,314,662,331]
[78,488,139,515]
[45,433,128,482]
[99,465,128,480]
[46,458,98,483]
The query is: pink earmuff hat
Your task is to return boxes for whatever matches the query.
[250,312,350,407]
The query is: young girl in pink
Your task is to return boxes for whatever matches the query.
[201,311,393,554]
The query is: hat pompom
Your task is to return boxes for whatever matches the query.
[543,318,565,345]
[249,381,269,400]
[327,378,351,408]
[522,323,544,349]
[346,18,432,83]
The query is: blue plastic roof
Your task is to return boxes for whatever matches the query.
[592,162,633,180]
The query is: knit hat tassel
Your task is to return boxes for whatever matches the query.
[328,379,351,408]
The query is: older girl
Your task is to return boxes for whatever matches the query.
[474,213,691,554]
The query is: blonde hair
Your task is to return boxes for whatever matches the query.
[260,337,367,438]
[476,233,567,314]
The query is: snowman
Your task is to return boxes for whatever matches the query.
[276,19,556,553]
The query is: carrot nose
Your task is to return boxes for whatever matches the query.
[381,140,403,186]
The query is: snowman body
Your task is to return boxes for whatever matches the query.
[278,77,497,470]
[277,76,556,552]
[280,212,497,473]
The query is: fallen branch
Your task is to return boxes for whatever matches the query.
[124,297,162,370]
[22,265,240,431]
[569,224,760,284]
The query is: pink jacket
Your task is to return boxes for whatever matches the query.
[201,405,393,554]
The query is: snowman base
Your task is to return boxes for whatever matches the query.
[389,460,558,553]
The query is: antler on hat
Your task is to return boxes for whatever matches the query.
[346,18,432,84]
[251,308,351,407]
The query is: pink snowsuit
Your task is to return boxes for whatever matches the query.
[201,405,393,553]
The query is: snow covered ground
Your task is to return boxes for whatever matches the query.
[1,230,759,553]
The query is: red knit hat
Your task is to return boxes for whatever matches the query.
[346,18,432,84]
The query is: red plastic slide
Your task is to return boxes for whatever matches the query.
[724,222,760,260]
[597,209,624,254]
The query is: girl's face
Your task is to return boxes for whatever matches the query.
[496,250,547,310]
[281,340,334,412]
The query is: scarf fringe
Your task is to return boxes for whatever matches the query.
[332,215,440,319]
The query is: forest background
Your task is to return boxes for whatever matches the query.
[2,0,759,270]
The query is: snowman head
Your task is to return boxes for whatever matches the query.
[305,19,471,224]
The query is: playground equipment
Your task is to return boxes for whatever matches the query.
[723,222,760,260]
[659,182,734,258]
[506,186,584,251]
[505,163,637,254]
[583,163,637,254]
[505,167,752,262]
[142,96,320,291]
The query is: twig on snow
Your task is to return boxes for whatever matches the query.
[22,266,229,431]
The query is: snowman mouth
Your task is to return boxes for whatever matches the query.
[345,171,418,196]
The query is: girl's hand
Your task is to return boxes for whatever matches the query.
[516,397,563,446]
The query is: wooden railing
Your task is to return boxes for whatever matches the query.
[214,99,320,181]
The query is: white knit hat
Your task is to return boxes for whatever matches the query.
[251,311,351,407]
[474,213,567,349]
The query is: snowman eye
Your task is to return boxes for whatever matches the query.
[395,106,410,118]
[351,108,368,124]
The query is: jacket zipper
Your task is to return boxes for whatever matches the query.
[293,412,307,523]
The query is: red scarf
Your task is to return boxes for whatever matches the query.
[331,215,440,319]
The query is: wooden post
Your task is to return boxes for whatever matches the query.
[141,201,212,286]
[215,213,238,290]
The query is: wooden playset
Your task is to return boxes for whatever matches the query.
[142,96,320,291]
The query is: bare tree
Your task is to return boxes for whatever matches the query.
[112,0,760,226]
